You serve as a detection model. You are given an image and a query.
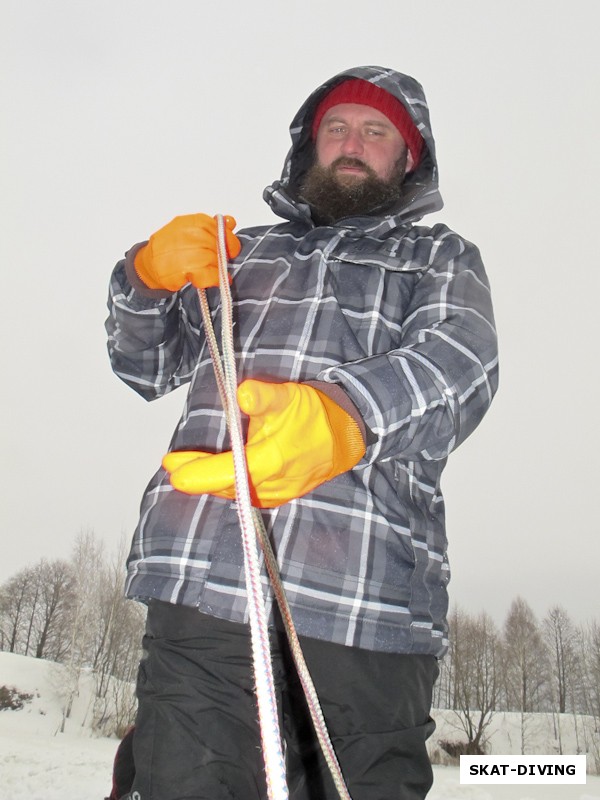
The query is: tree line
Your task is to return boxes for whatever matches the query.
[0,530,144,737]
[433,600,600,770]
[1,532,599,764]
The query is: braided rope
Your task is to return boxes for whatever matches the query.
[211,220,287,800]
[197,215,352,800]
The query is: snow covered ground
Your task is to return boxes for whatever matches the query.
[1,651,599,800]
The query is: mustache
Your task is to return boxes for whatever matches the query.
[330,157,376,175]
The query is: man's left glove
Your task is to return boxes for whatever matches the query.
[162,379,366,508]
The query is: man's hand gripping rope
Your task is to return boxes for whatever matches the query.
[163,378,366,507]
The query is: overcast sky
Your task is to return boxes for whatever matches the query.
[1,0,598,628]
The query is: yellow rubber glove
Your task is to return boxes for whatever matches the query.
[134,214,241,291]
[163,379,366,508]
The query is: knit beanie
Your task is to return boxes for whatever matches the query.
[311,78,424,169]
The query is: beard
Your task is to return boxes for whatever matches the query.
[298,154,408,225]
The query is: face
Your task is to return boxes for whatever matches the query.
[315,103,414,182]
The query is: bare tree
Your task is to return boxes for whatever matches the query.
[0,560,74,660]
[91,537,145,698]
[446,607,500,754]
[544,606,577,714]
[59,529,105,731]
[502,597,547,712]
[501,597,549,754]
[91,588,145,737]
[31,560,76,660]
[543,605,581,754]
[0,566,35,653]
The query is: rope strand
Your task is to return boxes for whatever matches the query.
[197,215,352,800]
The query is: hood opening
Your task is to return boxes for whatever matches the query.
[265,66,443,225]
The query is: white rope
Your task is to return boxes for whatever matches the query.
[212,217,288,800]
[197,215,352,800]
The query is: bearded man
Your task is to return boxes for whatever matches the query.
[106,66,498,800]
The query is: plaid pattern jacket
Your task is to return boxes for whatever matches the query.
[106,67,498,656]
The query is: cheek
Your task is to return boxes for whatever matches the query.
[368,153,392,180]
[376,143,407,180]
[379,160,397,181]
[315,138,337,168]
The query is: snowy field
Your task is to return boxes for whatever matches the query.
[1,652,599,800]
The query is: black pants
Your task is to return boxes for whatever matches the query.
[130,600,438,800]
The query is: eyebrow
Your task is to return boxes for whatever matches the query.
[323,114,391,128]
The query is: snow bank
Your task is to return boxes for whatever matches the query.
[430,708,599,769]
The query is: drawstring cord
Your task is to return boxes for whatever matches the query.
[195,214,352,800]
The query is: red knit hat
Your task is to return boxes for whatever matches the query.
[311,79,424,168]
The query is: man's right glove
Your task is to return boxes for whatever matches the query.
[162,379,366,508]
[134,213,241,292]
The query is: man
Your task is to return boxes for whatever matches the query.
[106,66,498,800]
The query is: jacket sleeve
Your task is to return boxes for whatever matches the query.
[319,230,499,464]
[105,252,202,401]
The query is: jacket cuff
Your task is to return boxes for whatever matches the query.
[304,380,372,447]
[124,242,174,300]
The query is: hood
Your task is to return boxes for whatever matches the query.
[263,65,444,227]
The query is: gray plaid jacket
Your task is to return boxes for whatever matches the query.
[106,66,498,656]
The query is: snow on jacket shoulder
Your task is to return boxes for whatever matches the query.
[105,66,498,657]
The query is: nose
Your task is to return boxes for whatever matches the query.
[340,129,364,157]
